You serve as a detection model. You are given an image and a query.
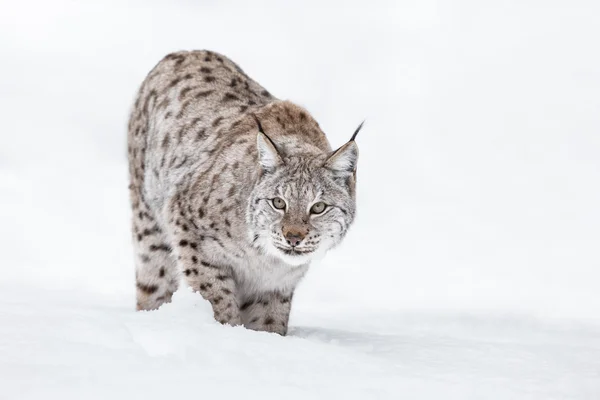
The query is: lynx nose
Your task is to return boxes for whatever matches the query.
[284,229,306,247]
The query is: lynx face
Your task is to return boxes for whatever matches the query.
[248,132,358,266]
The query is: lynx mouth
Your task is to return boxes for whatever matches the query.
[274,245,314,256]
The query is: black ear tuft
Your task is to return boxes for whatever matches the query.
[350,120,365,142]
[253,114,267,135]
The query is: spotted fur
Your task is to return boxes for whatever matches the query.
[128,50,359,335]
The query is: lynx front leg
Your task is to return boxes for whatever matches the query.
[240,291,293,335]
[181,249,241,326]
[167,202,241,326]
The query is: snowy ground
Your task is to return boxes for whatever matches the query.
[1,1,600,399]
[2,286,600,399]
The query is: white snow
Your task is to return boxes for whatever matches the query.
[1,0,600,399]
[2,286,599,399]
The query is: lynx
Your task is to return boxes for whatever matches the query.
[127,50,361,335]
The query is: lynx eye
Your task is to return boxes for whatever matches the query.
[310,201,327,214]
[272,197,286,210]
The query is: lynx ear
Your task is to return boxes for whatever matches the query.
[254,114,283,172]
[256,131,283,172]
[324,120,363,173]
[324,141,358,174]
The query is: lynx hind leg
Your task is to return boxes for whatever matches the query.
[240,292,293,335]
[132,217,179,311]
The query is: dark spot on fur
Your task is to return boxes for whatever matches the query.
[195,90,214,98]
[179,86,193,99]
[240,300,253,311]
[136,282,158,294]
[149,244,171,252]
[284,107,294,120]
[174,156,188,169]
[276,116,285,128]
[264,316,275,325]
[142,225,160,236]
[204,76,216,83]
[172,55,185,68]
[212,117,223,127]
[200,261,220,269]
[179,240,188,247]
[195,128,207,141]
[222,93,239,102]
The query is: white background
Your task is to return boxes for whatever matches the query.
[1,1,599,399]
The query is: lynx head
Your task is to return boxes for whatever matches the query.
[248,118,362,266]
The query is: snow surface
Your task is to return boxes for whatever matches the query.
[1,0,600,399]
[2,286,600,399]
